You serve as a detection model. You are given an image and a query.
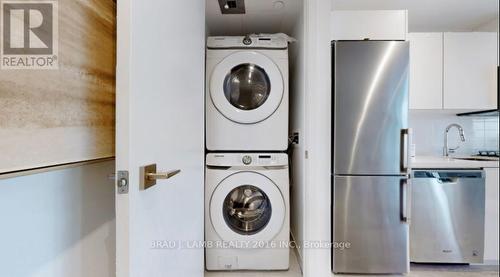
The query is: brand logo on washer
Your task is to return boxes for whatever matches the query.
[242,36,252,45]
[242,155,252,165]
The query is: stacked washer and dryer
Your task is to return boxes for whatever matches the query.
[205,35,290,271]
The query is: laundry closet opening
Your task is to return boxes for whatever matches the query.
[204,0,306,276]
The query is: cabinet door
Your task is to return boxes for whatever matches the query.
[443,32,497,110]
[330,10,407,41]
[408,33,443,109]
[484,168,499,262]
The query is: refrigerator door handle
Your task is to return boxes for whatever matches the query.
[400,129,410,173]
[400,178,411,223]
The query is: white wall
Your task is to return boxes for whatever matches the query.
[474,18,499,65]
[289,1,306,269]
[475,18,499,31]
[409,111,499,156]
[303,0,332,276]
[205,0,301,36]
[0,161,115,277]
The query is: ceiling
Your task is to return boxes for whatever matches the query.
[206,0,302,36]
[332,0,499,32]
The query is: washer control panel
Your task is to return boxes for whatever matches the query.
[206,153,288,167]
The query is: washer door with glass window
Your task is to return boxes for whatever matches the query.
[210,51,284,124]
[210,171,285,242]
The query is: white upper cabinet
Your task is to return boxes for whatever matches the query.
[331,10,407,41]
[443,32,498,110]
[409,32,497,110]
[408,33,443,109]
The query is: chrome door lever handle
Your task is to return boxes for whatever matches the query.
[141,164,181,190]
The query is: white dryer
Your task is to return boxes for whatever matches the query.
[205,153,290,271]
[206,35,289,151]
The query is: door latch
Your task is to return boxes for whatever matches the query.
[117,170,129,194]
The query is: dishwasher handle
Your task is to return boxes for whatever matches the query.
[413,170,485,180]
[436,177,459,184]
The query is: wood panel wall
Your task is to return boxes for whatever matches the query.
[0,0,116,173]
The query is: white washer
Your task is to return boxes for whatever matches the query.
[205,153,290,271]
[206,35,289,151]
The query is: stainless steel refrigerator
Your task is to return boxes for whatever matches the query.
[331,41,411,274]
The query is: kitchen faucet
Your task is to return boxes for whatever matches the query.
[443,123,466,157]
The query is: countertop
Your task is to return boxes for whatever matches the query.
[411,156,500,169]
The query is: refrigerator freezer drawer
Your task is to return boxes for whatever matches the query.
[333,41,410,175]
[332,176,410,274]
[410,170,485,263]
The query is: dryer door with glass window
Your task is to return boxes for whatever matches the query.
[210,171,285,243]
[210,51,284,124]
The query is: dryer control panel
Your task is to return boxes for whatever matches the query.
[207,35,288,49]
[206,153,288,167]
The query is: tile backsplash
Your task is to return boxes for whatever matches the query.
[409,110,499,156]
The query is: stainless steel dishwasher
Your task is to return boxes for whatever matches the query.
[410,169,485,264]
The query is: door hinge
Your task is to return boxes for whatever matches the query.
[117,170,129,194]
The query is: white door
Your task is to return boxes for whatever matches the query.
[116,0,205,277]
